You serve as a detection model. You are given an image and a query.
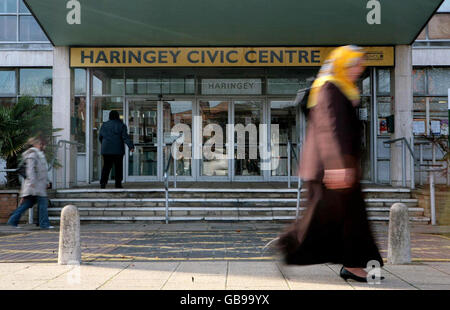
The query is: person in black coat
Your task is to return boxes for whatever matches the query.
[99,110,134,188]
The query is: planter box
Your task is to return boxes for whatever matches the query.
[413,185,450,225]
[0,190,19,224]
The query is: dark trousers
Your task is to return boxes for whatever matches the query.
[100,154,124,186]
[7,196,50,228]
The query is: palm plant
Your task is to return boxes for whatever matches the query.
[0,96,59,188]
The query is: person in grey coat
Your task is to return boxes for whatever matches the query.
[99,110,134,188]
[7,136,54,229]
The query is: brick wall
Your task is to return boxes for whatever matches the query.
[0,191,19,224]
[413,185,450,225]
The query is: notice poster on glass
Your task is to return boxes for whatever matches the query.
[102,110,110,122]
[431,120,441,135]
[378,118,388,135]
[413,120,426,135]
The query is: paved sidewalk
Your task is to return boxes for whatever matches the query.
[0,261,449,290]
[0,222,449,290]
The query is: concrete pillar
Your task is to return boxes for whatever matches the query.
[58,205,81,265]
[387,203,411,264]
[52,46,75,188]
[390,45,413,187]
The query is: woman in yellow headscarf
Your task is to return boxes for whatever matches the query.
[277,45,384,283]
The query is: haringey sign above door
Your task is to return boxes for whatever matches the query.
[201,79,262,95]
[70,47,394,67]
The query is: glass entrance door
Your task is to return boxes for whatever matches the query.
[269,100,300,180]
[233,100,264,180]
[126,100,159,181]
[162,100,193,180]
[199,100,230,179]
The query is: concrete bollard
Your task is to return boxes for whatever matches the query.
[387,203,411,264]
[58,205,81,265]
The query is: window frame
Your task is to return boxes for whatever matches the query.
[0,0,49,43]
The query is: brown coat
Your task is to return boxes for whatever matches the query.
[299,81,362,182]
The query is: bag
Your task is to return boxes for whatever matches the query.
[16,151,37,179]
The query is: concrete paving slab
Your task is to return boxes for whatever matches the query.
[278,264,353,290]
[162,261,227,290]
[414,284,450,290]
[423,262,450,275]
[0,280,48,290]
[325,263,418,290]
[0,263,34,275]
[226,261,289,289]
[383,264,450,285]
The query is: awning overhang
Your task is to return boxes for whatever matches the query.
[24,0,444,47]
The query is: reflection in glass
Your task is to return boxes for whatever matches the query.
[125,77,195,95]
[128,101,158,177]
[93,69,124,96]
[74,69,87,95]
[234,100,262,176]
[19,68,52,96]
[0,97,16,108]
[0,16,17,41]
[163,101,192,177]
[19,16,48,41]
[0,0,16,13]
[91,97,123,181]
[360,96,371,181]
[377,69,390,95]
[270,101,298,176]
[0,70,16,95]
[200,101,229,176]
[428,68,450,96]
[413,69,426,95]
[19,0,30,13]
[71,97,86,152]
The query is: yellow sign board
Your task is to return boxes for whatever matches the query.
[70,46,394,67]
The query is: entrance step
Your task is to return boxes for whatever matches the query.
[47,186,431,224]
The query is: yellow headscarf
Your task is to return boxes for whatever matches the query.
[307,45,365,109]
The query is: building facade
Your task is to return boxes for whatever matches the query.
[1,0,449,189]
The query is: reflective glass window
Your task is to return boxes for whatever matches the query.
[413,68,426,95]
[19,0,30,13]
[93,69,124,96]
[428,68,450,96]
[19,15,48,41]
[377,69,390,95]
[0,97,16,108]
[19,68,52,96]
[0,0,16,13]
[0,16,17,41]
[0,69,16,95]
[74,68,87,95]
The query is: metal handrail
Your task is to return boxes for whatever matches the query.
[383,137,415,188]
[56,140,84,188]
[413,138,449,226]
[163,133,183,224]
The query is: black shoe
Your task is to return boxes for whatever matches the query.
[115,184,123,189]
[100,184,106,189]
[340,267,368,283]
[340,267,385,283]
